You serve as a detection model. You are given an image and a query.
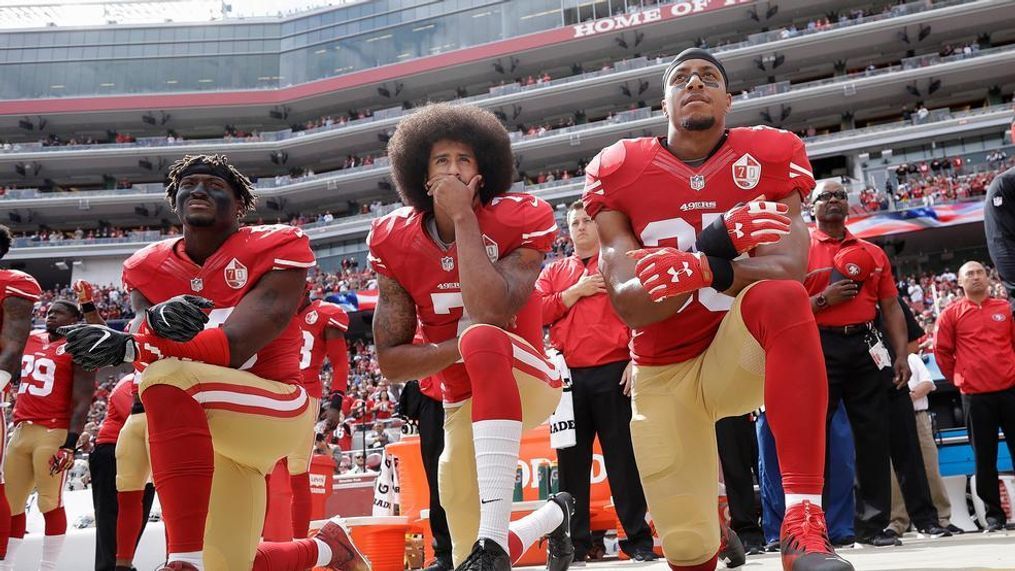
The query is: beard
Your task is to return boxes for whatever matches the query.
[681,115,716,131]
[682,115,714,130]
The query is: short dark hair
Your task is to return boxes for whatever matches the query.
[0,225,11,259]
[569,200,585,212]
[387,103,516,213]
[50,299,83,319]
[165,154,257,216]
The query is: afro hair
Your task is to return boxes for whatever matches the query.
[387,103,516,213]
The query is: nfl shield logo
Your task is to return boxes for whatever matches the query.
[441,256,455,272]
[224,258,248,289]
[483,235,500,262]
[994,195,1003,207]
[190,277,204,292]
[690,175,706,191]
[732,153,762,190]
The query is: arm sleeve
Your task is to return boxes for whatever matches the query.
[907,353,934,390]
[518,199,558,252]
[268,229,316,271]
[783,135,817,201]
[535,264,569,325]
[366,221,396,278]
[933,310,957,381]
[326,334,349,394]
[4,273,41,302]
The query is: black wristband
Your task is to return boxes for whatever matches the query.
[62,431,80,451]
[707,256,734,293]
[80,302,96,313]
[697,215,738,260]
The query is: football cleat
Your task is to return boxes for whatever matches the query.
[455,538,511,571]
[314,516,371,571]
[546,492,575,571]
[780,501,854,571]
[718,494,745,568]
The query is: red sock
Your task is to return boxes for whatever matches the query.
[668,554,717,571]
[252,539,320,570]
[116,490,145,561]
[458,325,522,422]
[42,508,66,535]
[141,384,214,554]
[508,531,523,562]
[0,484,10,557]
[741,280,827,495]
[290,473,312,539]
[10,513,25,540]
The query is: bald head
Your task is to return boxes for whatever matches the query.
[958,260,989,298]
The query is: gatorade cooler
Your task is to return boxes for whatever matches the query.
[346,516,410,571]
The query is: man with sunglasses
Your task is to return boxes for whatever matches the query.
[805,179,911,547]
[583,48,850,571]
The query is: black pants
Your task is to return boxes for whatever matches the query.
[963,387,1015,523]
[557,360,652,557]
[886,383,940,530]
[820,328,893,537]
[417,392,452,562]
[717,415,763,542]
[89,443,156,571]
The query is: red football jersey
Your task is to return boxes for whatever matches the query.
[15,331,75,429]
[95,374,134,445]
[297,299,349,399]
[123,225,316,384]
[582,128,816,365]
[368,193,559,404]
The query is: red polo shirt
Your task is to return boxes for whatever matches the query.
[536,253,630,368]
[934,297,1015,394]
[805,228,898,326]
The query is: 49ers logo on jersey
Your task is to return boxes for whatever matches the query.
[305,310,319,325]
[224,258,248,289]
[732,153,762,190]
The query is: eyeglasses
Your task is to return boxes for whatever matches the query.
[815,190,848,201]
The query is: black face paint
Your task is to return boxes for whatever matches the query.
[175,176,238,228]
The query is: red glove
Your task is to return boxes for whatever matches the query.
[72,280,95,304]
[49,448,74,475]
[628,248,714,302]
[723,201,791,253]
[49,431,79,475]
[697,201,792,258]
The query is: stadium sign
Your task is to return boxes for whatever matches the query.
[572,0,750,38]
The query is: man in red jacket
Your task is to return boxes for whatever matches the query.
[536,201,654,562]
[934,260,1015,532]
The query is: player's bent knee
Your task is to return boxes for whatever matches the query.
[138,358,191,393]
[741,280,814,335]
[458,323,511,358]
[661,528,720,567]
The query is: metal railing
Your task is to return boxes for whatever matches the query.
[0,0,978,155]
